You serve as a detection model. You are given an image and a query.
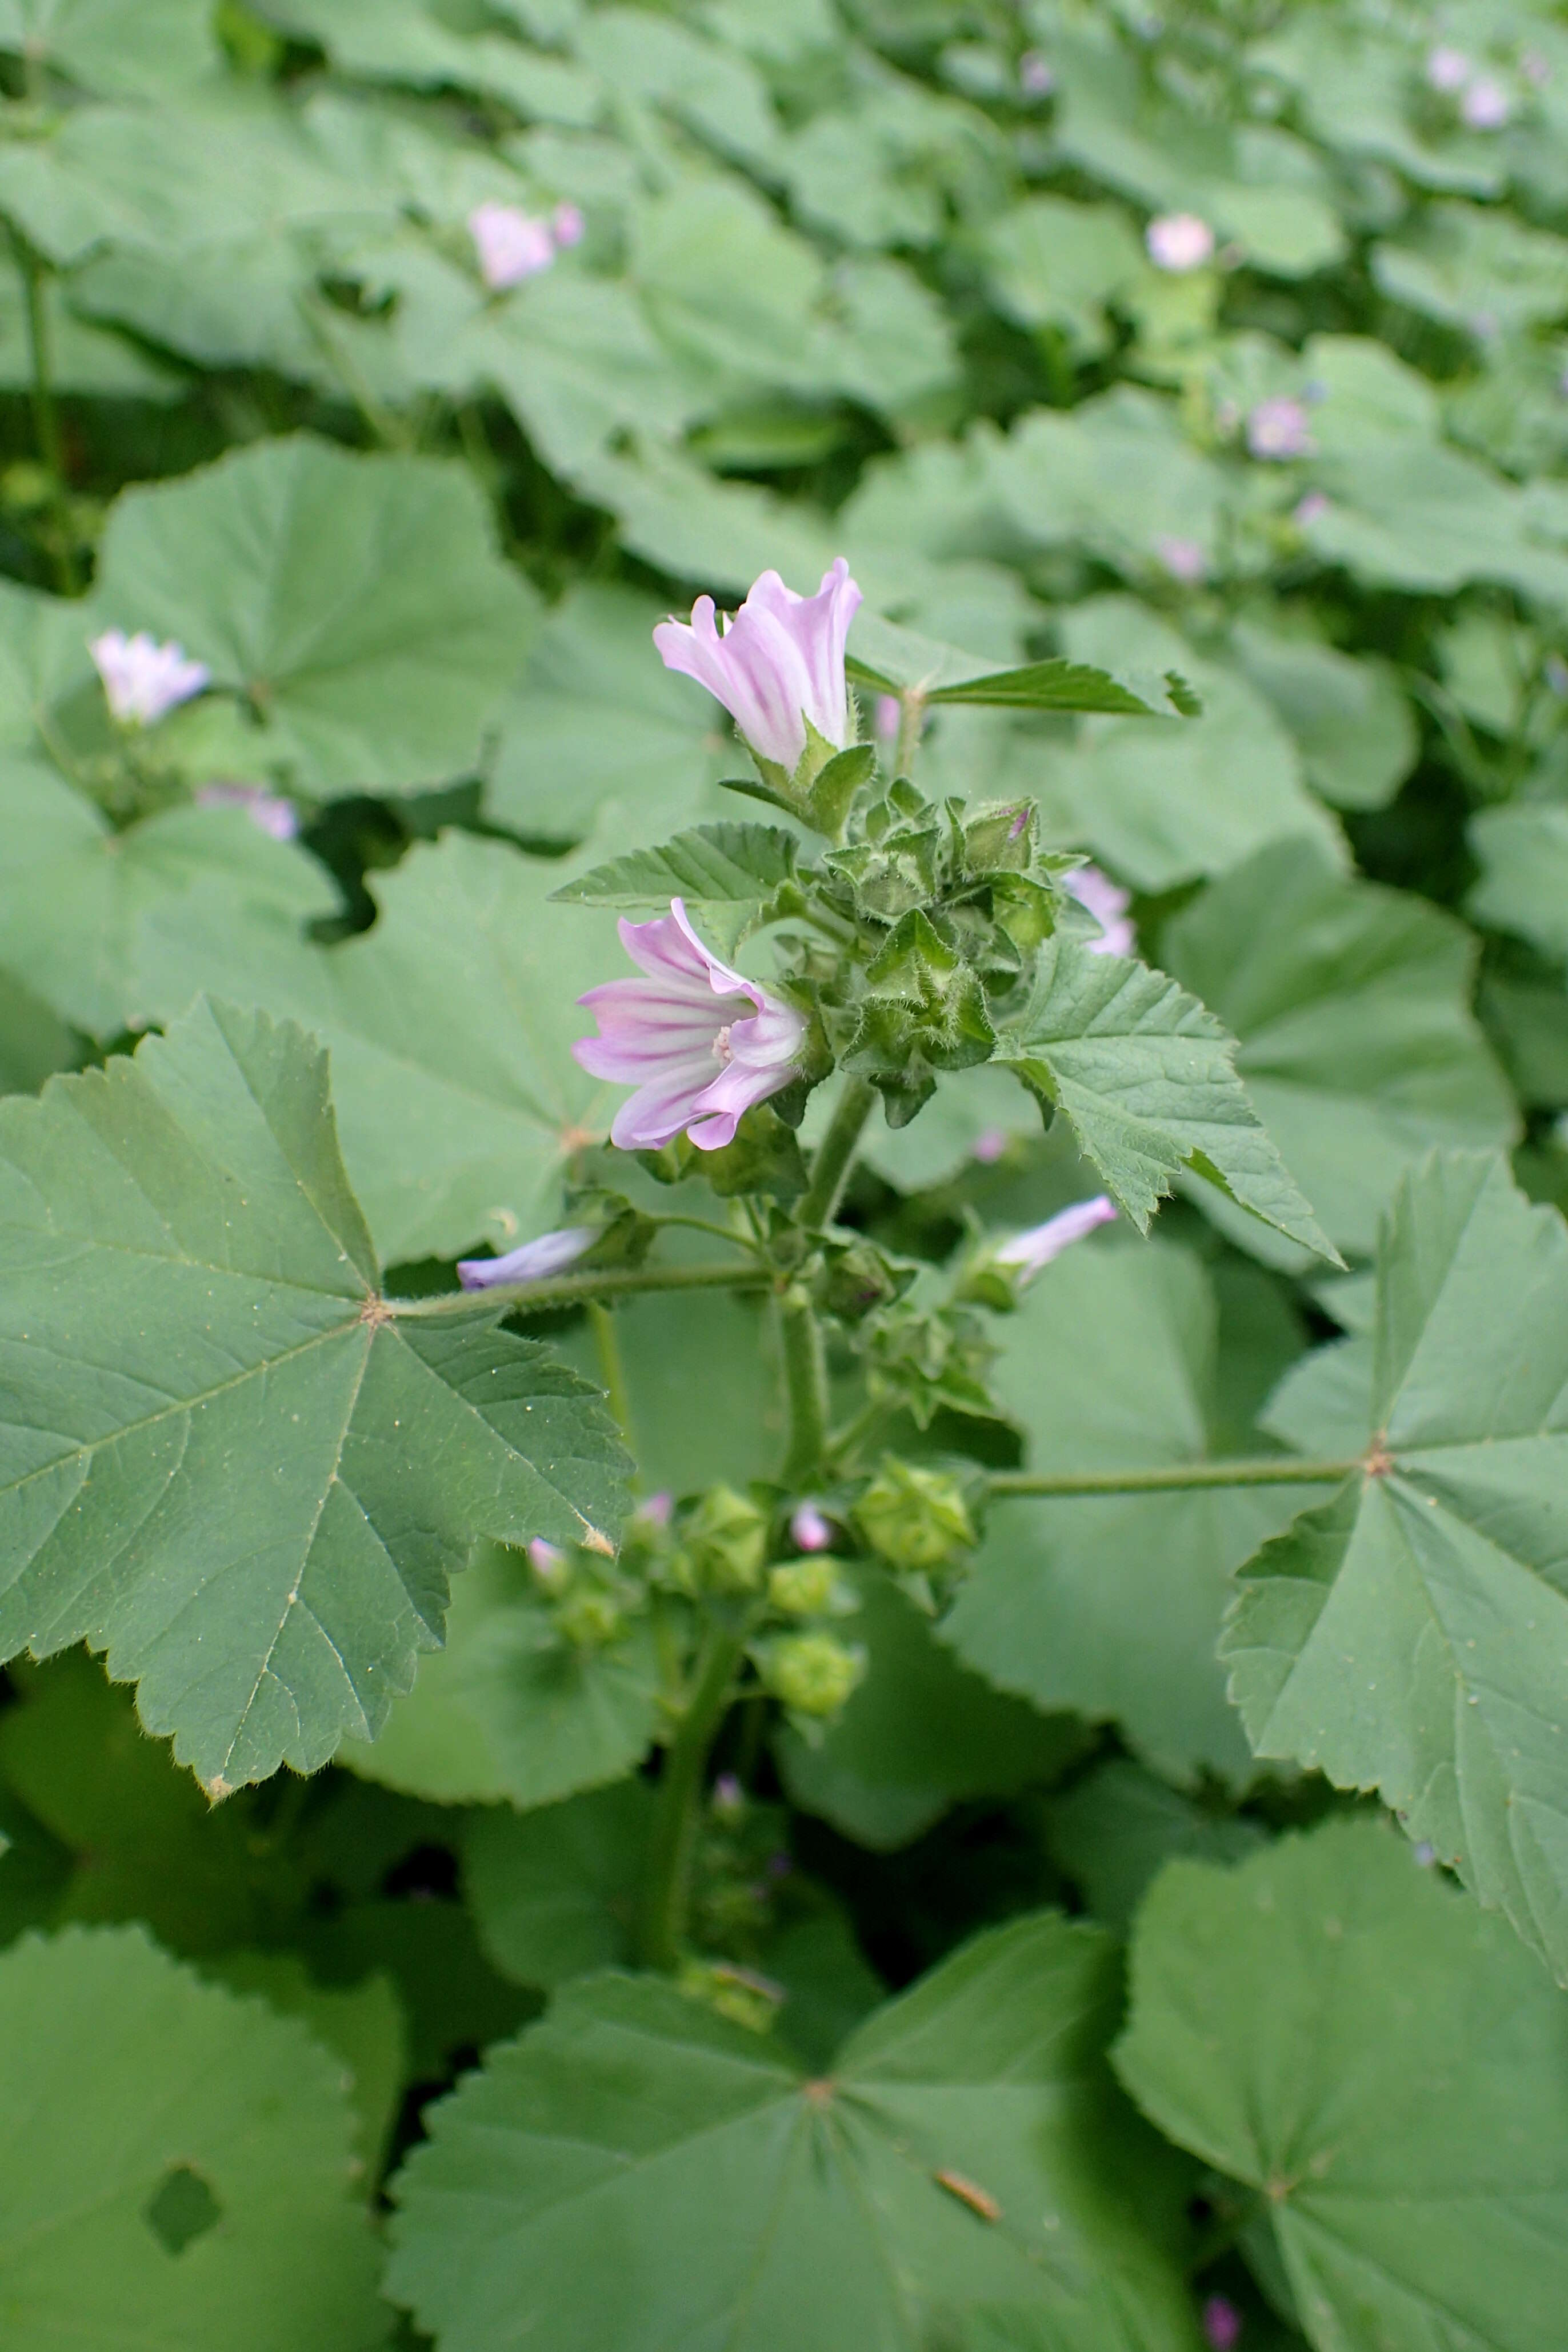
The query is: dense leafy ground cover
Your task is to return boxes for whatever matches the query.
[2,1,1568,2346]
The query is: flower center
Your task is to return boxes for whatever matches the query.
[712,1025,734,1064]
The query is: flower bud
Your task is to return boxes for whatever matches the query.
[854,1460,975,1572]
[555,1587,625,1647]
[762,1632,865,1718]
[767,1556,841,1618]
[790,1503,835,1553]
[526,1537,571,1593]
[683,1484,769,1594]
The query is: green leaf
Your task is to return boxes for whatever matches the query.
[978,195,1146,357]
[778,1565,1088,1851]
[0,771,338,1040]
[551,822,798,917]
[338,1540,658,1810]
[1229,623,1416,813]
[1468,804,1568,965]
[1115,1818,1568,2352]
[847,610,1193,717]
[1046,1759,1265,1935]
[0,1923,389,2349]
[388,1915,1202,2352]
[204,1949,408,2180]
[1222,1151,1568,1982]
[1162,837,1518,1259]
[1373,203,1568,342]
[94,435,538,794]
[261,0,599,122]
[996,936,1339,1257]
[0,998,630,1790]
[464,1777,653,1987]
[0,0,219,97]
[945,1239,1331,1783]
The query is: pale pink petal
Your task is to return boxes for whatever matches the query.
[995,1195,1118,1279]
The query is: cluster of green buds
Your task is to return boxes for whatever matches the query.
[852,1458,981,1610]
[524,1532,646,1651]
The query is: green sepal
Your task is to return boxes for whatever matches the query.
[802,741,877,837]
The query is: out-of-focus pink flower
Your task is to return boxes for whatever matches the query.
[1426,45,1472,92]
[457,1225,595,1290]
[1201,2297,1243,2351]
[636,1490,674,1527]
[995,1196,1118,1281]
[1019,50,1054,96]
[573,899,806,1153]
[1155,535,1207,583]
[971,1126,1010,1165]
[1146,213,1214,272]
[194,781,298,841]
[551,201,585,247]
[654,561,862,777]
[1521,50,1551,89]
[527,1537,570,1589]
[1246,396,1315,460]
[1294,490,1331,527]
[790,1503,835,1553]
[874,693,902,741]
[1461,74,1511,129]
[90,629,209,726]
[469,201,555,289]
[1065,865,1135,956]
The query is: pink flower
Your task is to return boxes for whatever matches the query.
[527,1537,570,1590]
[636,1491,674,1527]
[1202,2297,1242,2351]
[1461,75,1511,129]
[1294,489,1331,527]
[457,1225,595,1291]
[1155,535,1206,583]
[1246,396,1315,461]
[1019,50,1055,97]
[1064,866,1135,957]
[874,693,902,741]
[551,201,585,248]
[653,560,862,778]
[1426,45,1472,92]
[790,1504,835,1552]
[194,781,298,841]
[971,1126,1010,1165]
[995,1196,1118,1281]
[573,899,806,1153]
[1145,214,1214,272]
[469,201,555,289]
[90,629,209,726]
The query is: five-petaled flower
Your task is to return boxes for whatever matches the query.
[573,899,806,1152]
[654,560,862,779]
[89,629,209,726]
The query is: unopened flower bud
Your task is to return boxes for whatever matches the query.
[711,1772,746,1820]
[526,1537,570,1593]
[854,1461,975,1572]
[1201,2297,1242,2351]
[684,1484,769,1594]
[763,1632,865,1717]
[555,1587,624,1647]
[790,1503,834,1553]
[767,1556,841,1617]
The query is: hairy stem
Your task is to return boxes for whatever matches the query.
[637,1619,749,1970]
[798,1075,877,1230]
[779,1293,829,1487]
[390,1259,769,1319]
[989,1457,1359,1499]
[588,1301,634,1445]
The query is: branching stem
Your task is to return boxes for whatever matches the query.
[637,1617,750,1970]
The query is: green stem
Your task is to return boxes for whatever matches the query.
[894,690,926,777]
[10,230,75,595]
[798,1075,877,1231]
[989,1457,1359,1499]
[588,1301,634,1445]
[637,1619,749,1970]
[390,1259,769,1319]
[779,1293,829,1487]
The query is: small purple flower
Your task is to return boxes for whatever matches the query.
[1145,213,1214,273]
[874,693,902,742]
[1019,50,1054,97]
[790,1503,835,1553]
[457,1225,595,1291]
[527,1537,570,1590]
[712,1773,746,1818]
[1246,397,1315,461]
[636,1490,674,1528]
[1293,490,1331,528]
[1461,75,1511,129]
[1202,2297,1243,2351]
[551,201,585,248]
[1155,535,1206,583]
[1064,865,1135,957]
[971,1126,1010,1165]
[995,1196,1118,1281]
[1426,45,1472,93]
[90,629,209,726]
[469,201,555,289]
[1414,1841,1437,1866]
[573,899,806,1153]
[195,781,298,841]
[654,561,862,778]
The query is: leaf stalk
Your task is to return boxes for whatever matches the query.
[988,1457,1359,1499]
